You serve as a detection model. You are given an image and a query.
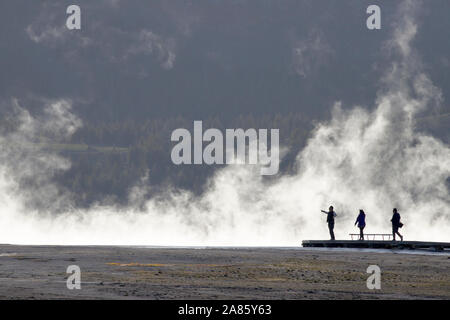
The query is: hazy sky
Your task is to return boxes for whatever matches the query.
[1,0,449,122]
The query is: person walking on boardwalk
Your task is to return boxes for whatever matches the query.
[391,208,403,241]
[321,206,337,240]
[354,210,366,240]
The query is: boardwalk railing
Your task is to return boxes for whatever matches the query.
[349,233,393,241]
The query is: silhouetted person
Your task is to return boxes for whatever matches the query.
[321,206,337,240]
[391,208,403,241]
[354,210,366,240]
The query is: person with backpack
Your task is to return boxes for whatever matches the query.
[391,208,404,241]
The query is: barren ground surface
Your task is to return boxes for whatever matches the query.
[0,245,448,299]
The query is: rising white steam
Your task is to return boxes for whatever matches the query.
[0,0,449,245]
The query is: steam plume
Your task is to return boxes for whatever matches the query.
[0,0,448,245]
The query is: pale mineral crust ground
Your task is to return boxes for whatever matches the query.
[0,245,448,299]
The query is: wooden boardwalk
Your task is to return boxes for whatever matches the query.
[302,240,450,251]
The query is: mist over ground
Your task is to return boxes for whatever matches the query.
[0,0,449,245]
